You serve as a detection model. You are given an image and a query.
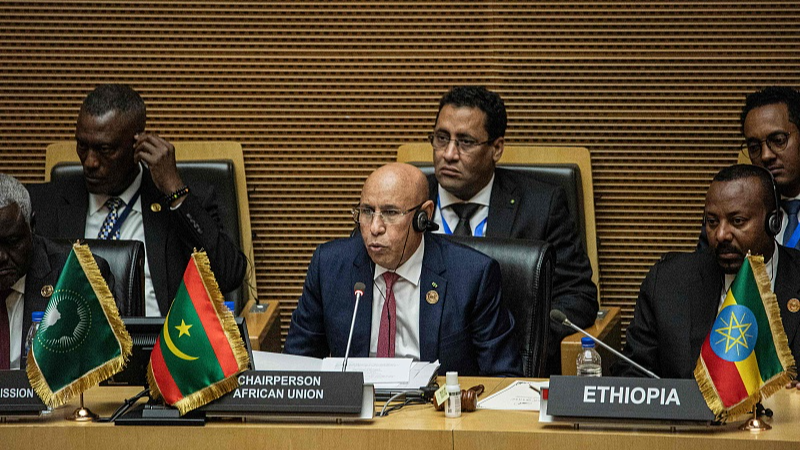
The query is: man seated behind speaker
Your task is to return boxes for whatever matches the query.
[284,163,522,376]
[0,174,115,370]
[427,85,597,375]
[27,84,246,317]
[613,165,800,384]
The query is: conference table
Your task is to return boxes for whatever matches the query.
[2,377,799,450]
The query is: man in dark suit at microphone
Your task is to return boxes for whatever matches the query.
[285,163,522,376]
[613,165,800,381]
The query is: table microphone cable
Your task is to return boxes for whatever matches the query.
[96,388,151,423]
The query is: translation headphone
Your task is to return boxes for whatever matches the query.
[758,165,783,237]
[412,208,439,232]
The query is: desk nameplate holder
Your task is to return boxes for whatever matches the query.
[544,376,716,431]
[0,370,47,418]
[202,370,373,422]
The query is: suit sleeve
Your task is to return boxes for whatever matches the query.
[169,185,247,295]
[470,259,523,377]
[611,263,661,377]
[284,247,330,358]
[545,187,599,346]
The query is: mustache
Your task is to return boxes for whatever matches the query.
[714,243,743,257]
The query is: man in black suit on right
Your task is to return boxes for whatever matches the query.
[426,86,598,375]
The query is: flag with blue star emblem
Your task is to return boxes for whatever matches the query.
[694,254,796,420]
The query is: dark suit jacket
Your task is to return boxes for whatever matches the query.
[18,235,114,363]
[428,168,598,374]
[283,233,522,377]
[27,167,246,315]
[612,247,800,378]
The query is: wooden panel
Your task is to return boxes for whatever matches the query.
[1,1,798,347]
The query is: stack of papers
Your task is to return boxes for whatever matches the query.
[477,380,547,411]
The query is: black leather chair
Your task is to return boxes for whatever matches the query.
[50,238,146,317]
[50,160,245,309]
[443,235,555,377]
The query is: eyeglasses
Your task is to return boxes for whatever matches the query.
[741,131,792,159]
[352,201,424,225]
[428,133,495,153]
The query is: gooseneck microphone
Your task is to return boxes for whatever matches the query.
[343,282,367,372]
[549,309,661,379]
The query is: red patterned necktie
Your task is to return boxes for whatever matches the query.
[0,289,11,370]
[377,272,400,357]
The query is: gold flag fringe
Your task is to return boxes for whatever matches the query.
[27,243,133,409]
[694,255,797,422]
[148,251,249,415]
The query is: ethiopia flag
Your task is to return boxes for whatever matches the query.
[694,254,796,421]
[147,251,249,415]
[27,243,132,408]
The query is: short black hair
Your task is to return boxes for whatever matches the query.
[436,86,507,140]
[80,84,146,131]
[712,164,777,213]
[740,86,800,134]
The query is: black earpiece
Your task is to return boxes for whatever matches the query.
[759,166,782,237]
[412,209,439,232]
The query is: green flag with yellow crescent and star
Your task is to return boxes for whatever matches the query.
[147,251,249,415]
[27,243,132,408]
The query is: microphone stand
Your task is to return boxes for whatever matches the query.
[342,285,365,372]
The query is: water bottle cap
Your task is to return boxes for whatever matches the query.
[445,371,459,386]
[581,337,595,348]
[32,311,45,322]
[224,301,235,312]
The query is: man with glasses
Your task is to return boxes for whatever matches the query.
[27,84,246,317]
[700,86,800,252]
[427,86,597,375]
[285,163,522,376]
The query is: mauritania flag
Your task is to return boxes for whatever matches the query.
[27,243,132,408]
[147,251,249,415]
[694,254,796,420]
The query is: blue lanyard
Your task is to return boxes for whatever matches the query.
[109,189,141,238]
[436,195,487,237]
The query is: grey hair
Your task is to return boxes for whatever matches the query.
[0,173,32,224]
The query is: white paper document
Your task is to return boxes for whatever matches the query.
[477,380,547,411]
[322,357,412,384]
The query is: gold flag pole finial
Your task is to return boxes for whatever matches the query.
[67,393,99,422]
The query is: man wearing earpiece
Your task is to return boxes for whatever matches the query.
[614,165,800,379]
[285,163,522,376]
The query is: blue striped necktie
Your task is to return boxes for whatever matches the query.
[782,199,800,248]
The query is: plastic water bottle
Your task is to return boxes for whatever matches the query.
[444,371,462,418]
[24,311,45,361]
[576,337,602,377]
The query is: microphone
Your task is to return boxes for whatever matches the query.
[342,282,366,372]
[549,309,660,379]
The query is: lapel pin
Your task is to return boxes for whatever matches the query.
[150,203,162,212]
[788,298,800,313]
[40,285,54,298]
[431,282,438,288]
[426,290,439,305]
[510,199,516,205]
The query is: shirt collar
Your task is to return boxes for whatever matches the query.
[9,275,25,295]
[373,237,425,287]
[88,164,143,216]
[437,174,495,210]
[723,244,779,293]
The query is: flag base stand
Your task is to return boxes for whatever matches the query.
[67,394,98,422]
[739,405,771,432]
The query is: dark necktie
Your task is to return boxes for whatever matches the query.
[377,272,399,357]
[782,200,800,248]
[450,203,481,236]
[98,197,124,240]
[0,289,11,370]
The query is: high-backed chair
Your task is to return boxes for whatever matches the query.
[44,142,256,314]
[50,238,146,317]
[443,235,555,378]
[397,144,599,293]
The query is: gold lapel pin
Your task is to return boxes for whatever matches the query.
[788,298,800,313]
[426,290,439,305]
[40,285,54,298]
[150,203,162,212]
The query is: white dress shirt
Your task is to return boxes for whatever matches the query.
[369,238,425,360]
[84,166,159,316]
[433,175,494,236]
[5,276,26,370]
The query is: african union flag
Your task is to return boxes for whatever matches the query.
[694,254,796,421]
[27,243,131,408]
[147,251,249,415]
